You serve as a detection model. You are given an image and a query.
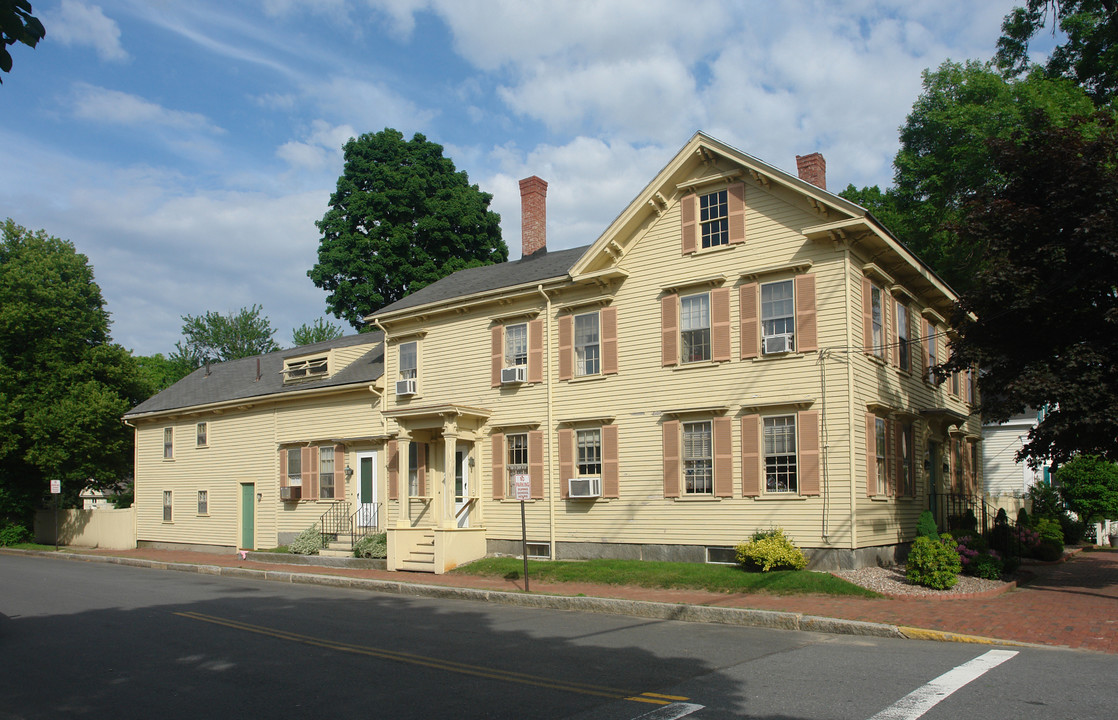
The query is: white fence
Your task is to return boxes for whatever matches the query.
[34,508,136,550]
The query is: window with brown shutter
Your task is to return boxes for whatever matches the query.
[798,410,821,496]
[710,288,731,363]
[529,430,544,499]
[713,416,733,497]
[386,440,398,501]
[662,420,680,497]
[661,295,679,366]
[491,434,505,500]
[794,274,817,352]
[601,424,619,498]
[740,283,759,360]
[558,428,574,499]
[680,193,697,255]
[558,315,573,381]
[528,319,544,384]
[741,415,760,496]
[600,307,618,375]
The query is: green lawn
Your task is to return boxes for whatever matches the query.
[452,557,880,597]
[4,543,61,551]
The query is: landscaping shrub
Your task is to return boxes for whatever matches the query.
[916,510,938,540]
[1032,517,1065,560]
[289,524,323,555]
[1002,554,1021,576]
[0,522,31,546]
[735,528,807,572]
[354,532,387,559]
[1016,507,1030,527]
[988,522,1016,556]
[905,533,961,590]
[967,552,1005,580]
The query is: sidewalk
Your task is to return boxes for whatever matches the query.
[12,545,1118,654]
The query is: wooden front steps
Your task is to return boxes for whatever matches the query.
[397,532,435,572]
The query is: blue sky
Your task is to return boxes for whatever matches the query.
[0,1,1050,356]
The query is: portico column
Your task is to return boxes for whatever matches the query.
[397,431,411,528]
[442,422,458,529]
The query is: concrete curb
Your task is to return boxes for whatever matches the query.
[2,548,995,645]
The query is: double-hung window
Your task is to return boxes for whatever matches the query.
[506,433,529,495]
[162,490,172,522]
[287,447,302,487]
[400,342,420,393]
[163,428,174,459]
[319,446,335,499]
[926,322,938,384]
[196,422,207,447]
[197,490,208,515]
[699,189,729,249]
[576,429,602,478]
[680,293,711,363]
[900,422,914,496]
[574,312,600,376]
[682,421,713,494]
[764,415,797,492]
[761,280,795,353]
[875,417,888,495]
[870,285,885,359]
[897,302,910,372]
[505,324,528,367]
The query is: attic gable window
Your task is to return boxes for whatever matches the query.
[284,356,328,383]
[699,189,728,248]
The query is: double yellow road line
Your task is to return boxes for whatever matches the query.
[176,611,689,706]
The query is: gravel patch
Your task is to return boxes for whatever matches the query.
[832,565,1009,598]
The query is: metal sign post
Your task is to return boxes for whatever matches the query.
[50,479,61,551]
[513,474,531,592]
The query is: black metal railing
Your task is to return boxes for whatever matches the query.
[928,491,1026,559]
[318,501,352,549]
[350,503,381,546]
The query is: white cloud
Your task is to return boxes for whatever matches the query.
[45,0,128,62]
[71,83,223,134]
[277,121,357,171]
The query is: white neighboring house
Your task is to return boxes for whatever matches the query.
[982,408,1050,515]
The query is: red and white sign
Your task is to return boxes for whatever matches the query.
[512,474,530,501]
[50,480,61,494]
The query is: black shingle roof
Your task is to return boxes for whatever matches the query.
[125,332,384,418]
[371,245,590,317]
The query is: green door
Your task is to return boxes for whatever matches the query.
[241,483,255,550]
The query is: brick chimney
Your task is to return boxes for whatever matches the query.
[519,175,548,257]
[796,153,826,191]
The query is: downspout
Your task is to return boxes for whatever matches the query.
[372,318,392,519]
[123,419,137,543]
[844,244,858,552]
[537,284,556,557]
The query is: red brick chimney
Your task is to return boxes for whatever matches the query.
[519,176,548,257]
[796,153,826,191]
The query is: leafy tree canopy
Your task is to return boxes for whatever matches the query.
[0,0,45,83]
[841,61,1097,293]
[996,0,1118,105]
[292,317,343,347]
[0,219,147,523]
[1056,455,1118,524]
[133,353,194,394]
[943,113,1118,466]
[169,304,280,371]
[309,128,507,330]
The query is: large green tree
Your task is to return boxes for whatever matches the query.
[1,0,45,84]
[310,129,507,329]
[169,304,281,371]
[943,113,1118,466]
[0,220,147,524]
[841,61,1096,293]
[1056,455,1118,526]
[996,0,1118,106]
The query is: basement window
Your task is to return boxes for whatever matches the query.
[525,542,551,559]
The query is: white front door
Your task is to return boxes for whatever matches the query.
[356,451,378,529]
[454,447,470,528]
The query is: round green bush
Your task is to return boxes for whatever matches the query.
[916,510,939,540]
[735,528,807,572]
[0,523,31,547]
[1035,539,1064,561]
[906,535,961,590]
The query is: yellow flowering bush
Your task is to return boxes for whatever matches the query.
[735,528,808,572]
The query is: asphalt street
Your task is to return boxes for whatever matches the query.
[2,554,1115,719]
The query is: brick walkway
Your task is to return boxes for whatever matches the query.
[69,546,1118,654]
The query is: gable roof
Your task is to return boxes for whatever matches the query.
[369,245,589,321]
[124,332,384,419]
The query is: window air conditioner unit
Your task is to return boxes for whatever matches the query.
[763,334,793,355]
[501,366,526,384]
[280,486,301,501]
[396,378,417,396]
[568,477,601,499]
